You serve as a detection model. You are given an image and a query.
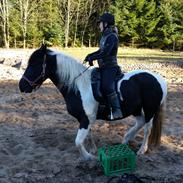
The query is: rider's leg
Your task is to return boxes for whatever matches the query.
[100,67,122,120]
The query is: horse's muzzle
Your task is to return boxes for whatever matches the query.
[19,78,33,93]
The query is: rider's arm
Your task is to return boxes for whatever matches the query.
[88,34,117,61]
[87,50,100,58]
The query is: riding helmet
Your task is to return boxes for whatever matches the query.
[98,12,115,26]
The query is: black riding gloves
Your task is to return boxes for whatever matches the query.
[84,55,94,66]
[89,60,94,66]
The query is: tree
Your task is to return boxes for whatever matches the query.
[110,0,161,47]
[36,0,64,47]
[79,0,111,46]
[173,0,183,50]
[73,0,81,46]
[158,0,183,50]
[9,6,21,48]
[0,0,10,48]
[56,0,77,47]
[0,0,182,49]
[136,0,161,47]
[110,0,140,46]
[12,0,38,48]
[80,0,95,46]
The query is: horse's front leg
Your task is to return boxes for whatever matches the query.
[75,125,96,161]
[74,88,98,161]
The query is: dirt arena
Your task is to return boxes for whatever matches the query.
[0,50,182,183]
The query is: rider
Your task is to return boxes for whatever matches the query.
[84,12,123,120]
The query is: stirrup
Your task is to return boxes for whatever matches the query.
[107,108,123,121]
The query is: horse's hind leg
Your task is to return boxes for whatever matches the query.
[123,115,145,144]
[89,129,97,154]
[137,118,153,155]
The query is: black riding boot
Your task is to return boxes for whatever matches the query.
[107,92,123,120]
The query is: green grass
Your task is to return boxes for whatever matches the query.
[58,47,183,64]
[1,47,182,64]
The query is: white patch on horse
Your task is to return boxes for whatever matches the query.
[123,115,145,144]
[137,118,153,155]
[55,52,98,122]
[149,72,167,104]
[77,77,98,122]
[56,53,86,90]
[75,128,89,146]
[75,128,88,158]
[75,127,95,160]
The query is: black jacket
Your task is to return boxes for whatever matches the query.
[88,27,119,68]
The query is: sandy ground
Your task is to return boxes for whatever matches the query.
[0,50,183,183]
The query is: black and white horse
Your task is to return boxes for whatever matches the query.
[19,45,167,160]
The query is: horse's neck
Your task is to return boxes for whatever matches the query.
[48,73,70,99]
[48,53,90,96]
[57,54,82,79]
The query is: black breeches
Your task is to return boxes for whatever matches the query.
[100,66,119,95]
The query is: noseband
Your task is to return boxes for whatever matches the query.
[22,54,47,90]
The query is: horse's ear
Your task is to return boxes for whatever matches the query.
[40,43,47,52]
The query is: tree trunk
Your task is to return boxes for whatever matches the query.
[23,0,28,49]
[5,0,9,48]
[88,34,91,47]
[65,0,70,47]
[3,21,7,48]
[73,0,80,47]
[19,0,30,49]
[81,0,94,47]
[173,40,175,52]
[14,37,17,48]
[0,0,9,48]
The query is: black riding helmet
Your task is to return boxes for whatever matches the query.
[98,12,115,26]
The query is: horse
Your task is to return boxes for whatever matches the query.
[19,44,167,160]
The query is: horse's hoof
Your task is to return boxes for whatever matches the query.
[137,148,147,155]
[78,154,97,162]
[85,154,97,161]
[89,147,97,154]
[122,140,128,144]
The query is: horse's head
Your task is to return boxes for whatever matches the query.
[19,44,49,93]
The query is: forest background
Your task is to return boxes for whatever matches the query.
[0,0,183,50]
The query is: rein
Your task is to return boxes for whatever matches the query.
[73,65,91,81]
[22,54,47,90]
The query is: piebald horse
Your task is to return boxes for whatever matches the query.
[19,45,167,160]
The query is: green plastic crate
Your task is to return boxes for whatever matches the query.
[98,144,136,176]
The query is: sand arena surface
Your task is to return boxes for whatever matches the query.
[0,49,182,183]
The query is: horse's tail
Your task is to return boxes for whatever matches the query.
[149,99,166,146]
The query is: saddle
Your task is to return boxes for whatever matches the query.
[91,68,124,103]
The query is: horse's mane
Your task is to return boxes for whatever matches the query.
[50,50,91,91]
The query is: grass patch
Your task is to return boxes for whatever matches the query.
[58,47,183,63]
[0,47,182,64]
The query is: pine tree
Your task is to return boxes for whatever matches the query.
[36,0,64,46]
[158,0,183,50]
[110,0,161,47]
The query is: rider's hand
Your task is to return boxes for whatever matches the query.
[84,54,90,62]
[84,54,93,66]
[89,60,93,66]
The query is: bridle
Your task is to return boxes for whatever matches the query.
[22,54,90,90]
[22,54,47,90]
